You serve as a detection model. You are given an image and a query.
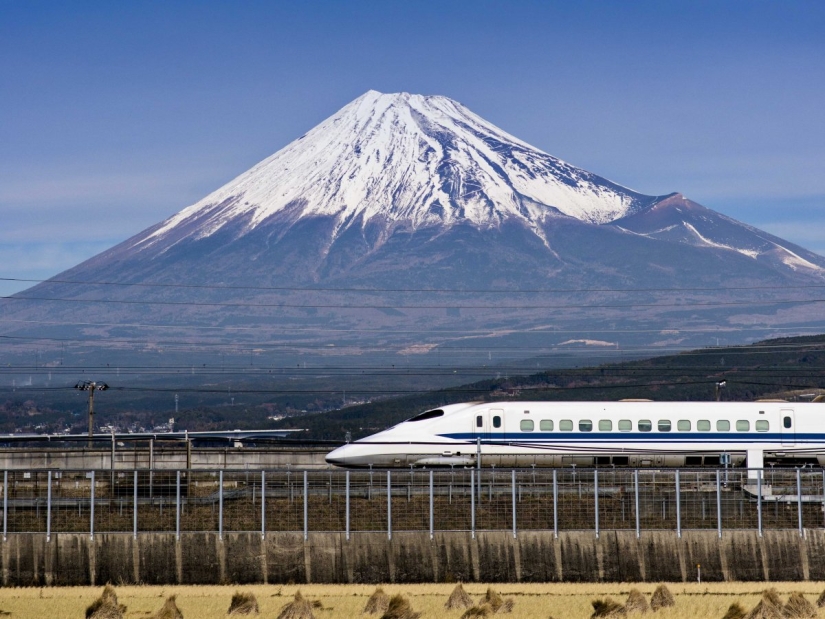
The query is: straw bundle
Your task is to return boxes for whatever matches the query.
[228,591,260,616]
[625,589,649,615]
[86,585,126,619]
[276,591,315,619]
[650,585,675,611]
[743,589,784,619]
[445,584,474,610]
[379,594,420,619]
[721,603,746,619]
[783,592,816,619]
[460,605,493,618]
[152,595,183,619]
[364,588,390,614]
[591,598,627,618]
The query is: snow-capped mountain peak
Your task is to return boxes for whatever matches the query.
[142,90,658,248]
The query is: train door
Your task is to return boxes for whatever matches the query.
[490,408,504,438]
[780,408,795,447]
[473,411,491,441]
[473,408,504,441]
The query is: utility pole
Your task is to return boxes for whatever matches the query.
[75,381,109,446]
[715,380,726,402]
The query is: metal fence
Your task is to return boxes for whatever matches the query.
[2,468,824,539]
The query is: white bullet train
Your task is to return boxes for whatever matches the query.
[325,399,825,469]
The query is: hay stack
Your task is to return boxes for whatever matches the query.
[86,585,126,619]
[460,605,493,619]
[743,589,784,619]
[497,598,515,614]
[591,598,627,618]
[228,591,260,616]
[379,594,420,619]
[625,589,649,614]
[650,585,675,611]
[152,595,183,619]
[480,588,503,611]
[365,588,390,615]
[722,603,746,619]
[816,590,825,608]
[445,584,474,610]
[276,591,315,619]
[783,592,816,619]
[478,587,514,614]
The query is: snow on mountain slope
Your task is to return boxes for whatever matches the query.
[140,91,658,249]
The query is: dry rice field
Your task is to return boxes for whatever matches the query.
[0,582,824,618]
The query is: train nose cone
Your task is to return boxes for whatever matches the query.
[325,444,355,467]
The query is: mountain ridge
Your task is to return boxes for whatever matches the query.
[2,90,824,366]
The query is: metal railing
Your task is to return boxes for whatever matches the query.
[1,467,823,538]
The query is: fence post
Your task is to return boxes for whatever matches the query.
[594,469,599,539]
[797,468,803,537]
[716,469,722,538]
[553,469,558,538]
[470,469,475,539]
[675,470,681,538]
[218,470,224,541]
[387,470,392,541]
[634,469,640,538]
[345,470,350,541]
[757,469,763,537]
[303,470,308,542]
[511,469,517,539]
[476,437,481,500]
[2,470,6,541]
[46,471,52,543]
[261,470,266,540]
[90,470,95,540]
[133,470,138,539]
[175,470,181,541]
[429,470,434,540]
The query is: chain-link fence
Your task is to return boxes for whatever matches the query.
[2,468,824,537]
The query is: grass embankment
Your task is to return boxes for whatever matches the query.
[1,582,825,618]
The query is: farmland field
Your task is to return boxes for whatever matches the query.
[0,582,823,618]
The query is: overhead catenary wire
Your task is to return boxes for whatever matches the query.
[4,293,825,311]
[4,275,825,294]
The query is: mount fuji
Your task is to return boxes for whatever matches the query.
[4,90,825,364]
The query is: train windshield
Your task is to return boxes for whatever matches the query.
[405,409,445,422]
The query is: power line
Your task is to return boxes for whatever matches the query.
[1,377,821,395]
[5,276,825,294]
[4,293,825,310]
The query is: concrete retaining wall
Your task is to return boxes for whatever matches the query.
[1,530,822,586]
[0,446,330,470]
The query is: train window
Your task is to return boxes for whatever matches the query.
[618,420,632,432]
[599,419,612,431]
[755,420,769,432]
[783,416,792,429]
[638,420,652,432]
[476,416,483,428]
[717,420,730,431]
[697,420,711,431]
[560,420,573,431]
[540,420,554,431]
[658,420,671,432]
[493,416,502,429]
[579,420,593,432]
[677,420,691,431]
[736,420,750,432]
[407,409,444,422]
[520,419,534,432]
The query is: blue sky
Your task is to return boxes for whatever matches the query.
[1,1,824,295]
